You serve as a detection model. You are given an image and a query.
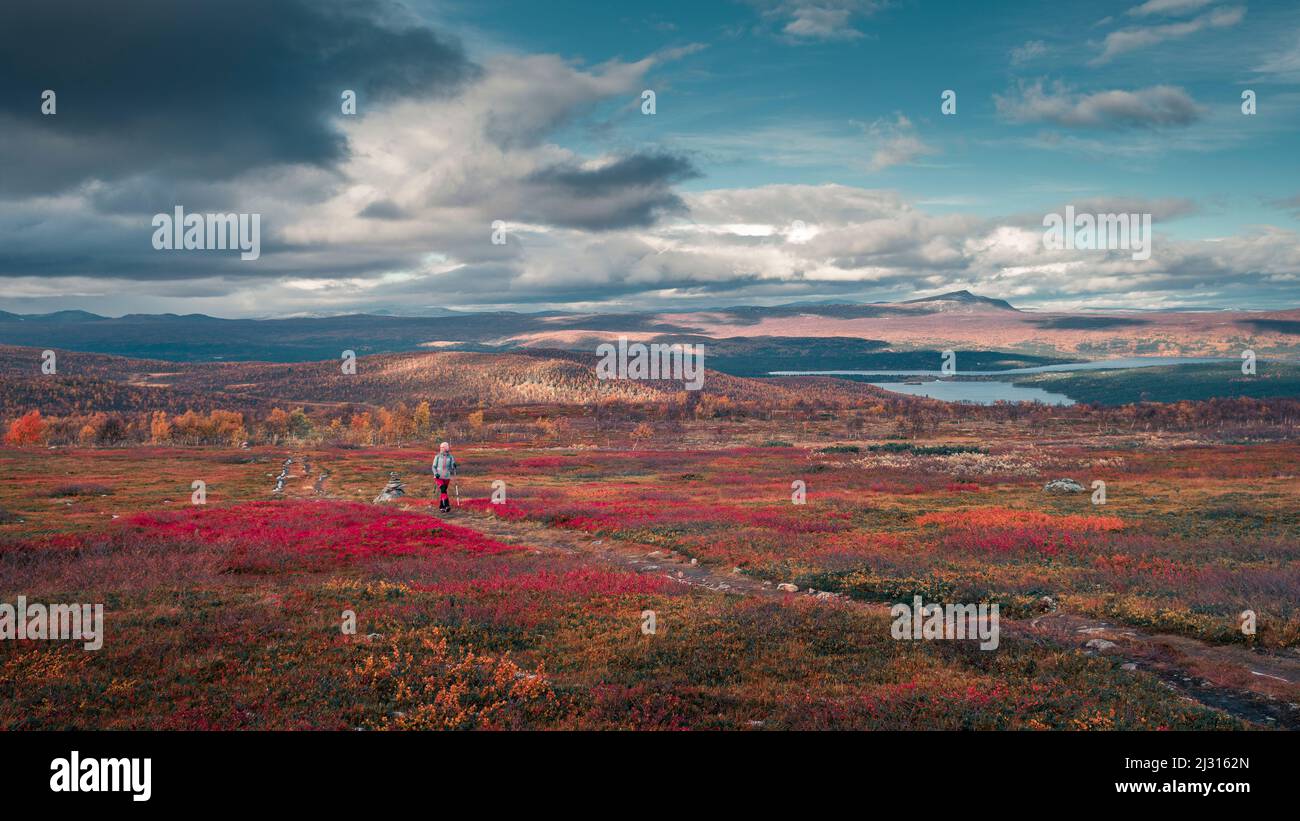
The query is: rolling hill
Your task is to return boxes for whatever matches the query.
[1,293,1296,369]
[0,344,898,416]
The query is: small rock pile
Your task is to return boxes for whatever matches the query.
[373,472,405,503]
[1042,478,1085,493]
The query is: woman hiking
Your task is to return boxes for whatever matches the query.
[432,441,457,513]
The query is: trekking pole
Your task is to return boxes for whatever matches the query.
[455,477,460,507]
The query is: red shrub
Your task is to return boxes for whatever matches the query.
[121,500,520,562]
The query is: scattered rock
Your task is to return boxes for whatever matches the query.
[1085,638,1118,651]
[1121,663,1137,671]
[1043,478,1085,493]
[1037,595,1056,611]
[776,583,798,592]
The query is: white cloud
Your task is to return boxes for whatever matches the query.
[995,80,1204,128]
[1092,5,1245,64]
[8,179,1300,313]
[1010,40,1049,65]
[1126,0,1215,17]
[747,1,883,43]
[865,115,937,170]
[785,7,861,40]
[1253,34,1300,83]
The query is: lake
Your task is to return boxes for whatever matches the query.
[865,380,1076,405]
[772,356,1240,406]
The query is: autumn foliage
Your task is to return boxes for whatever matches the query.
[3,410,44,446]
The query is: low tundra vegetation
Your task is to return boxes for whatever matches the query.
[0,429,1293,729]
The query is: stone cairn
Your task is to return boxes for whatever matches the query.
[273,458,292,494]
[373,472,405,503]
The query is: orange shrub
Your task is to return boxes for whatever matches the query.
[4,410,44,446]
[916,506,1125,532]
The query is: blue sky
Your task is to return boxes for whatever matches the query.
[434,0,1300,234]
[1,0,1298,316]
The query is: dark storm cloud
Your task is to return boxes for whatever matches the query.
[0,0,477,197]
[358,199,408,220]
[522,152,701,229]
[530,153,699,198]
[0,207,418,280]
[84,177,249,217]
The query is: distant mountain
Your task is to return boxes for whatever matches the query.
[902,290,1019,312]
[0,293,1296,363]
[272,307,464,319]
[34,310,109,322]
[0,310,108,322]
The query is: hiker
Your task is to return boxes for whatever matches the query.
[432,441,457,512]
